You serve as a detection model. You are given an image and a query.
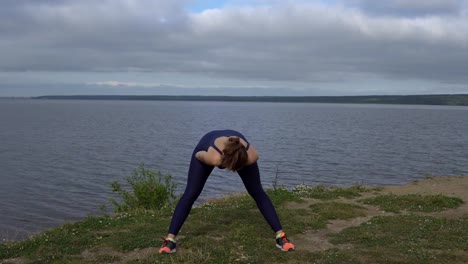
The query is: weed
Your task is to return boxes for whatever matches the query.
[109,164,178,212]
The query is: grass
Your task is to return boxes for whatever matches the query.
[1,181,467,264]
[292,184,381,200]
[309,202,367,220]
[330,215,468,264]
[360,194,464,213]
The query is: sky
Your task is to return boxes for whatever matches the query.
[1,0,468,96]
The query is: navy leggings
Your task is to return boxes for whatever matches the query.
[168,152,283,236]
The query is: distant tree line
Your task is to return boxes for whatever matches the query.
[33,94,468,106]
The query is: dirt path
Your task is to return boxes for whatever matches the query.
[80,246,157,264]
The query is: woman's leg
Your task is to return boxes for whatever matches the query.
[237,162,282,232]
[167,154,214,236]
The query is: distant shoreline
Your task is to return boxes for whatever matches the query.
[31,94,468,106]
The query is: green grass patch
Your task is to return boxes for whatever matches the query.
[330,215,468,263]
[266,187,304,206]
[2,170,466,264]
[0,210,171,262]
[360,194,464,213]
[200,193,257,210]
[292,184,377,200]
[309,202,367,220]
[136,248,360,264]
[0,188,331,263]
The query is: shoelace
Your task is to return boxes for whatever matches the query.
[281,235,290,244]
[161,238,172,247]
[162,237,176,245]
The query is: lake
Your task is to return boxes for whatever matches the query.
[1,99,467,240]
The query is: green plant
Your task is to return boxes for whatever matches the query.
[109,164,178,212]
[272,166,280,190]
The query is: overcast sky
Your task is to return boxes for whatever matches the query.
[1,0,468,96]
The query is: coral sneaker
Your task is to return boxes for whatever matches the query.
[276,232,295,251]
[158,237,177,254]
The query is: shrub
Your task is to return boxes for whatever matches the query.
[109,164,178,212]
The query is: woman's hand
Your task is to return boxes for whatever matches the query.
[195,151,206,162]
[195,150,220,166]
[246,146,259,165]
[196,145,258,167]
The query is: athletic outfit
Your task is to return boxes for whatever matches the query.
[160,130,294,253]
[167,130,282,235]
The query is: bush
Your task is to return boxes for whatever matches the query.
[109,164,178,212]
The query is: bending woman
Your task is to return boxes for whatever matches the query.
[159,130,295,253]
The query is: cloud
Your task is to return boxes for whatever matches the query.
[345,0,465,16]
[186,3,468,84]
[88,80,270,89]
[90,81,165,88]
[0,0,468,94]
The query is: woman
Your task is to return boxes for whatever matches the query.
[159,130,295,253]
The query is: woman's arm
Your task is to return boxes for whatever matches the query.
[246,146,259,165]
[195,150,220,166]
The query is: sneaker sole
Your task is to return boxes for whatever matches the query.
[160,248,177,254]
[276,244,294,252]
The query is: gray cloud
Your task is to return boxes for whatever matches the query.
[345,0,464,16]
[184,4,468,83]
[0,0,468,93]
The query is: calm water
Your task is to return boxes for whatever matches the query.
[1,99,467,240]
